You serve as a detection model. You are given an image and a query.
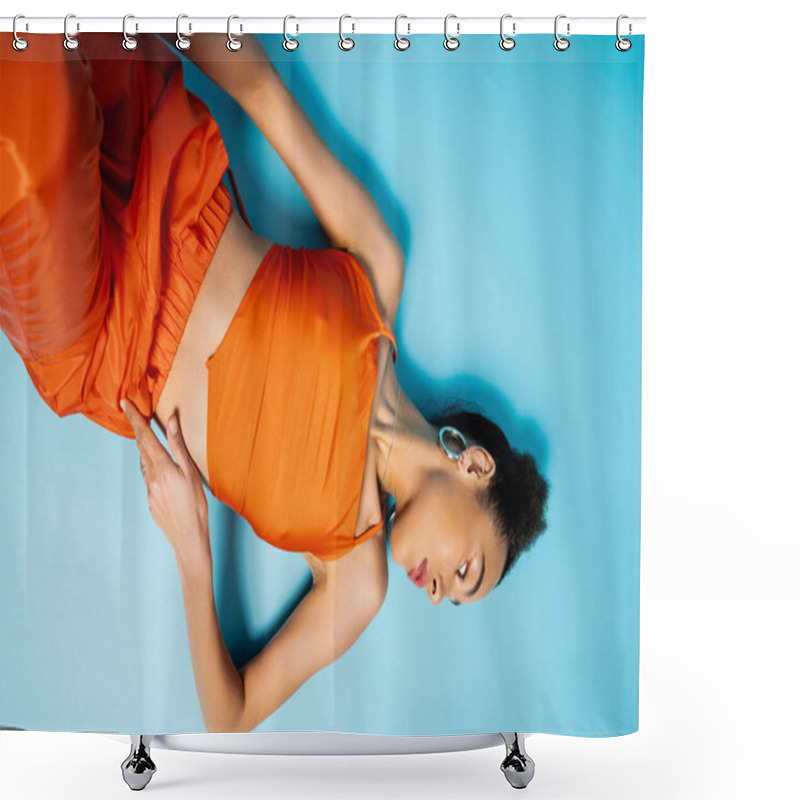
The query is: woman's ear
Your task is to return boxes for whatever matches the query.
[464,446,496,479]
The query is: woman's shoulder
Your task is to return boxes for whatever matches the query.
[301,529,388,609]
[329,245,404,331]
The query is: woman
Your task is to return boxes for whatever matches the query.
[1,32,549,732]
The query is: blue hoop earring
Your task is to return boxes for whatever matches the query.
[439,426,467,460]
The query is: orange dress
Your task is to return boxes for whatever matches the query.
[0,32,232,437]
[206,243,398,561]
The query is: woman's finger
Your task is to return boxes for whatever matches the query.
[165,413,192,475]
[136,437,156,477]
[128,420,155,476]
[121,397,163,468]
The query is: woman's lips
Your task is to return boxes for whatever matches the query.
[407,559,428,588]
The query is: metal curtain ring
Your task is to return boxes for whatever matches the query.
[64,13,79,50]
[499,13,516,50]
[227,15,243,51]
[12,14,28,51]
[394,14,410,50]
[554,14,570,51]
[122,14,138,50]
[176,13,191,50]
[444,13,460,51]
[283,15,299,51]
[339,14,355,50]
[616,14,632,51]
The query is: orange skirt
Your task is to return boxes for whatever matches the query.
[0,32,233,438]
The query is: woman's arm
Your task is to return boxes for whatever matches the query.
[121,396,384,732]
[237,571,384,732]
[156,32,273,113]
[162,32,405,326]
[180,554,385,733]
[179,559,246,732]
[121,398,245,731]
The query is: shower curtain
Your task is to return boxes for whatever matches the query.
[0,27,643,737]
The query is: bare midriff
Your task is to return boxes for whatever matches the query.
[154,208,274,484]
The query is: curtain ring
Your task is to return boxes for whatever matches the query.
[499,13,516,51]
[616,14,632,51]
[227,15,243,51]
[12,14,28,51]
[64,13,79,51]
[394,14,410,51]
[176,13,191,50]
[122,14,138,51]
[553,14,570,51]
[443,13,460,51]
[339,14,355,50]
[283,15,299,51]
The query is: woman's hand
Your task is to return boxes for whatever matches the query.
[120,397,211,575]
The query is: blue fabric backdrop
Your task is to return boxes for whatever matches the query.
[1,33,643,735]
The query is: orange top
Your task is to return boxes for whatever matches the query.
[206,243,398,561]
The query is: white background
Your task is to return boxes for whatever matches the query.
[1,1,798,798]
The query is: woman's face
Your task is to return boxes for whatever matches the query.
[389,446,506,605]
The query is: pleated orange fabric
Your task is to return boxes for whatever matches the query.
[206,243,398,561]
[0,33,232,437]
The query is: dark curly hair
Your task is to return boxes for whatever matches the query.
[428,399,549,589]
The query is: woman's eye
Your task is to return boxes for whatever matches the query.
[458,560,469,579]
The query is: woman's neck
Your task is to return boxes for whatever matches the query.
[372,361,441,514]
